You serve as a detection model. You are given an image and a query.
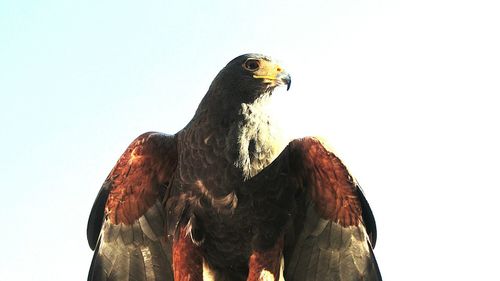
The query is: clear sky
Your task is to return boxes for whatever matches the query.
[1,0,499,280]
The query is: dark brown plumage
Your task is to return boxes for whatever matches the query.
[87,53,382,281]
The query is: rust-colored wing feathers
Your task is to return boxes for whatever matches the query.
[87,132,178,281]
[105,132,177,225]
[289,138,363,228]
[247,137,381,280]
[284,137,381,280]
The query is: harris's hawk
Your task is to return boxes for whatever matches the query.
[87,54,382,281]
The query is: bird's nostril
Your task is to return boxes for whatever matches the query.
[276,67,282,72]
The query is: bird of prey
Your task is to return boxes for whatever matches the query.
[87,54,382,281]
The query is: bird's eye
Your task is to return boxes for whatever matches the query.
[243,59,260,71]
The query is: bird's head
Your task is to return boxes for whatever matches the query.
[208,53,291,104]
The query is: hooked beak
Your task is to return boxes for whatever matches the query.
[278,72,291,91]
[253,71,292,91]
[251,60,291,91]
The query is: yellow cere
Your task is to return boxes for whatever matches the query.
[253,75,277,80]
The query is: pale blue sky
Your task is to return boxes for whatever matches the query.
[1,1,499,280]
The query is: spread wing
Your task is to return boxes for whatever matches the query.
[87,132,178,281]
[249,137,381,281]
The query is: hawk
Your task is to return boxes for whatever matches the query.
[87,54,382,281]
